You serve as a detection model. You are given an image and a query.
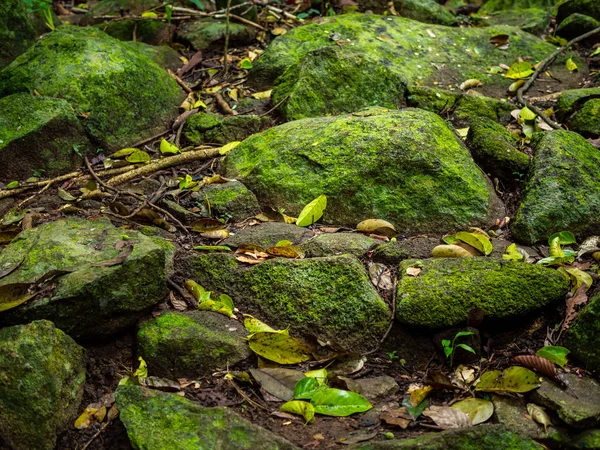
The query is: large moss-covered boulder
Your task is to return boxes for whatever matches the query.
[184,112,266,145]
[466,117,530,180]
[181,253,390,352]
[557,89,600,136]
[395,258,569,328]
[565,292,600,371]
[0,26,183,150]
[138,311,252,378]
[0,320,86,450]
[480,0,554,13]
[480,8,550,36]
[0,0,36,69]
[221,108,504,234]
[116,385,298,450]
[177,19,255,51]
[357,0,456,25]
[512,131,600,244]
[124,41,182,71]
[556,0,600,23]
[350,424,543,449]
[556,13,600,40]
[0,93,94,181]
[195,180,261,221]
[251,14,570,117]
[406,86,514,127]
[95,19,174,44]
[0,218,173,338]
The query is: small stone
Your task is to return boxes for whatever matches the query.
[342,375,399,400]
[196,181,261,222]
[492,395,544,438]
[300,233,377,258]
[223,222,313,248]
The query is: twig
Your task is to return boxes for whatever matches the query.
[517,25,600,130]
[106,147,221,186]
[167,279,197,309]
[16,182,53,209]
[175,121,185,149]
[131,129,171,148]
[223,0,233,76]
[213,92,237,115]
[227,379,267,410]
[212,2,254,15]
[214,13,267,31]
[260,95,290,117]
[168,69,193,94]
[365,276,397,355]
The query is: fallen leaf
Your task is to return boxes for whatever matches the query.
[219,141,241,155]
[126,150,151,163]
[566,57,578,72]
[310,388,372,416]
[58,188,76,201]
[201,229,229,239]
[112,148,137,158]
[160,139,180,155]
[139,376,181,392]
[91,245,133,267]
[527,403,551,432]
[380,407,412,428]
[455,231,492,255]
[451,398,493,425]
[562,284,589,332]
[169,291,188,311]
[490,34,509,46]
[356,219,396,237]
[406,267,421,277]
[511,354,564,385]
[296,194,327,227]
[244,315,287,335]
[475,366,542,393]
[520,106,537,121]
[74,404,107,429]
[0,282,35,312]
[424,370,458,391]
[248,332,312,364]
[281,400,315,423]
[423,405,472,429]
[0,260,23,280]
[250,368,305,401]
[409,385,432,407]
[505,61,534,79]
[536,346,569,368]
[431,245,473,258]
[459,79,482,90]
[191,218,226,233]
[266,245,305,259]
[251,90,272,100]
[368,263,394,290]
[508,79,526,93]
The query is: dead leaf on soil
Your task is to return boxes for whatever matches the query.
[423,405,472,429]
[368,263,394,290]
[249,368,304,401]
[356,219,396,237]
[0,282,36,312]
[169,291,188,311]
[562,285,589,332]
[380,406,412,429]
[74,403,107,429]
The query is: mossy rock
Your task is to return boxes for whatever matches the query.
[566,99,600,136]
[0,93,94,181]
[183,112,266,145]
[565,292,600,371]
[222,222,313,248]
[480,0,554,13]
[251,14,570,99]
[0,25,184,151]
[138,311,252,378]
[491,395,545,439]
[124,41,182,71]
[300,232,378,258]
[0,0,36,69]
[221,108,504,234]
[556,0,600,23]
[556,13,600,40]
[0,320,86,450]
[196,180,261,221]
[557,87,600,113]
[406,86,514,127]
[181,253,390,352]
[358,0,456,24]
[177,18,255,51]
[479,8,550,35]
[512,131,600,244]
[116,385,298,450]
[466,117,530,181]
[395,257,568,328]
[0,218,173,338]
[272,46,406,121]
[95,19,174,44]
[372,237,441,265]
[349,424,543,449]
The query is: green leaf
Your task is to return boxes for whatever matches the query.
[475,366,542,393]
[591,47,600,57]
[456,232,493,255]
[160,139,180,155]
[238,58,253,70]
[549,237,565,258]
[536,346,570,367]
[456,343,475,354]
[126,150,151,163]
[141,11,158,18]
[296,194,327,227]
[198,298,233,317]
[293,377,320,399]
[310,388,372,416]
[193,245,232,252]
[0,283,35,312]
[6,181,19,189]
[184,280,207,302]
[442,234,458,245]
[502,243,524,261]
[564,267,593,292]
[566,57,578,72]
[504,61,534,79]
[451,398,493,425]
[548,231,576,245]
[248,332,312,364]
[112,147,137,158]
[304,368,328,386]
[441,339,451,347]
[218,294,234,311]
[243,315,288,335]
[275,240,294,247]
[281,400,315,423]
[133,356,148,381]
[443,346,453,358]
[402,398,427,420]
[520,106,537,121]
[537,255,575,266]
[454,331,475,339]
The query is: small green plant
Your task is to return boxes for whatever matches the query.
[442,331,475,367]
[22,0,55,30]
[386,350,399,361]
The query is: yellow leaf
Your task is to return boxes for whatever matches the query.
[141,11,158,18]
[508,79,526,93]
[201,229,229,239]
[179,56,189,64]
[459,79,482,90]
[431,245,474,258]
[519,106,537,121]
[356,219,396,237]
[566,57,578,72]
[251,90,272,99]
[296,194,327,227]
[112,148,138,158]
[180,91,196,111]
[272,27,287,35]
[193,99,207,109]
[160,139,180,155]
[504,61,534,79]
[219,141,241,155]
[228,88,239,100]
[126,150,151,163]
[204,85,223,94]
[248,332,312,364]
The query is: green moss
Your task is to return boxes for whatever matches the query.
[396,257,568,328]
[0,320,86,450]
[466,118,530,180]
[556,13,600,40]
[556,0,600,23]
[221,108,503,233]
[0,0,36,69]
[124,41,182,70]
[565,292,600,371]
[95,19,172,44]
[512,131,600,244]
[116,385,297,449]
[138,311,251,378]
[177,19,254,51]
[480,0,554,13]
[184,113,265,145]
[557,88,600,113]
[568,99,600,136]
[0,218,172,338]
[300,233,377,258]
[0,93,93,180]
[479,8,550,36]
[0,26,183,150]
[222,222,312,248]
[187,253,390,352]
[198,181,260,221]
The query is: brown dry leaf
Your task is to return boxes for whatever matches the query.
[320,227,342,233]
[108,202,130,216]
[0,260,23,280]
[562,285,589,332]
[266,245,305,259]
[92,245,134,267]
[490,34,509,46]
[511,355,563,385]
[235,254,268,264]
[423,405,472,429]
[177,50,203,77]
[201,229,229,239]
[380,406,412,429]
[169,291,188,312]
[256,206,285,222]
[424,370,459,391]
[191,218,226,233]
[368,263,394,290]
[0,225,21,244]
[406,267,421,277]
[140,376,181,392]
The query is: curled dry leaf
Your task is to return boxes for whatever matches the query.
[368,263,394,290]
[91,245,134,267]
[431,245,473,258]
[459,79,482,90]
[527,403,551,432]
[423,405,472,429]
[380,406,412,429]
[356,219,396,237]
[562,285,589,333]
[169,291,188,312]
[406,266,421,277]
[511,355,564,385]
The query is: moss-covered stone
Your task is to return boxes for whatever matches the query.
[556,0,600,23]
[116,385,298,450]
[492,395,545,439]
[480,8,550,36]
[569,429,600,449]
[395,257,568,328]
[358,0,456,25]
[466,117,530,180]
[530,374,600,429]
[565,292,600,371]
[0,0,36,69]
[372,237,441,265]
[177,18,255,51]
[138,311,252,378]
[251,14,568,99]
[567,99,600,136]
[222,108,504,234]
[182,253,390,352]
[349,424,543,449]
[0,26,183,150]
[556,13,600,40]
[300,233,377,258]
[196,180,261,221]
[512,131,600,244]
[480,0,554,13]
[124,41,182,70]
[557,88,600,113]
[0,320,86,450]
[406,86,514,127]
[0,218,173,338]
[0,93,94,181]
[95,19,174,44]
[223,222,313,248]
[184,112,266,145]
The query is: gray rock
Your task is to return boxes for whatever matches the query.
[341,375,399,400]
[196,180,261,222]
[492,394,545,439]
[223,222,313,248]
[300,233,378,258]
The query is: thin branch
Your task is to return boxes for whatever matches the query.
[223,0,233,76]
